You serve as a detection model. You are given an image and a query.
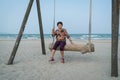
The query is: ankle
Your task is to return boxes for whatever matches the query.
[61,57,65,63]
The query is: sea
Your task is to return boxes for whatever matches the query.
[0,34,120,40]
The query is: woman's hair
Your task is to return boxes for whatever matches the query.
[57,21,63,26]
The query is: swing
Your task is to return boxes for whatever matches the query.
[49,0,95,53]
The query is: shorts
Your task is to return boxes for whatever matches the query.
[52,41,66,51]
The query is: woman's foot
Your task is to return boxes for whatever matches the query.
[49,57,54,62]
[61,58,65,63]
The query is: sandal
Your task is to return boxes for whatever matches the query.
[49,57,54,62]
[61,58,65,63]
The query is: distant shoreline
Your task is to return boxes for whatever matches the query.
[0,34,120,40]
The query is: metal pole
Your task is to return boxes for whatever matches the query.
[8,0,34,65]
[111,0,119,77]
[36,0,46,55]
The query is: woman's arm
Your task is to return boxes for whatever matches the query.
[64,29,73,44]
[69,38,73,44]
[52,27,57,36]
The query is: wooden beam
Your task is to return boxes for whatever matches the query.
[36,0,46,55]
[111,0,119,77]
[49,43,94,53]
[7,0,34,65]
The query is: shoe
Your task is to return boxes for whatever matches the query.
[49,57,54,62]
[61,58,65,63]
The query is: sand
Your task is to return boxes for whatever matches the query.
[0,39,120,80]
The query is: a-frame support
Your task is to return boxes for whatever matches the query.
[111,0,119,77]
[8,0,46,65]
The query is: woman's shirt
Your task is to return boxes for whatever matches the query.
[53,28,70,41]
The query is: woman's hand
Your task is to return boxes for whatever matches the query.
[69,39,73,44]
[52,27,56,36]
[57,36,65,41]
[52,27,55,33]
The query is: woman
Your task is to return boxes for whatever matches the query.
[49,21,73,63]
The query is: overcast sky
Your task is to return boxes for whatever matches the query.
[0,0,118,34]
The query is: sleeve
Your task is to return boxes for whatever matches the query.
[64,28,70,39]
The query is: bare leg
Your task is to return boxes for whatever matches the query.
[60,51,65,63]
[51,49,56,58]
[50,41,60,59]
[49,49,56,61]
[60,51,64,58]
[59,41,66,63]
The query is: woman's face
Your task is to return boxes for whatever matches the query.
[58,24,62,29]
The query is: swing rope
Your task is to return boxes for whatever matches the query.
[88,0,92,44]
[52,0,56,45]
[87,0,92,52]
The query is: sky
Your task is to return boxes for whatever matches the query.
[0,0,118,34]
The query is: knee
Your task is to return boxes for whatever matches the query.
[60,47,64,51]
[52,45,57,50]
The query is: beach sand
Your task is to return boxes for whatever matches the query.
[0,39,120,80]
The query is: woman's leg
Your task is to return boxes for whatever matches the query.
[60,51,64,58]
[49,49,56,61]
[60,41,66,58]
[60,51,65,63]
[60,41,66,63]
[51,49,56,58]
[49,41,60,61]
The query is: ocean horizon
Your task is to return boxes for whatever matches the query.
[0,34,120,40]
